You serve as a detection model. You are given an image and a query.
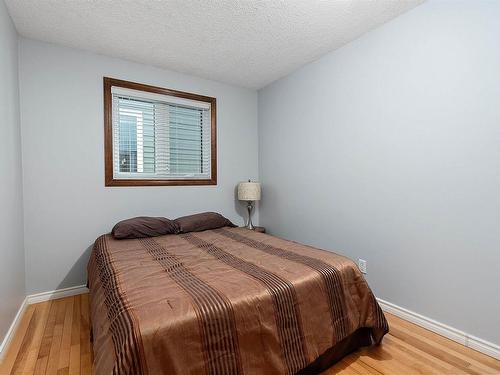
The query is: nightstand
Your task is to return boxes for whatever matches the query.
[241,226,265,233]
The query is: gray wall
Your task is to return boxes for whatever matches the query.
[258,0,500,345]
[19,39,259,294]
[0,0,25,344]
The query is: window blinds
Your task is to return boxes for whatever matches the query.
[111,87,211,180]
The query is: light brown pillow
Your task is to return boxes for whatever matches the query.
[174,212,235,233]
[112,216,179,239]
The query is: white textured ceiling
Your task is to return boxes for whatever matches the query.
[5,0,424,89]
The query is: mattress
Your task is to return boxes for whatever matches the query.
[87,227,388,374]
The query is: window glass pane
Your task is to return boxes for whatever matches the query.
[117,98,156,174]
[118,114,137,172]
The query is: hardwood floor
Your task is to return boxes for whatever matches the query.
[1,294,499,374]
[0,294,92,375]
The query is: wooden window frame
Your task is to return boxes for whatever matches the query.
[104,77,217,186]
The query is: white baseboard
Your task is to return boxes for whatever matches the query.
[377,298,500,360]
[0,297,28,361]
[0,285,88,360]
[467,334,500,361]
[26,284,89,305]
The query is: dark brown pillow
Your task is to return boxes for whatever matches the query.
[112,216,179,239]
[174,212,235,233]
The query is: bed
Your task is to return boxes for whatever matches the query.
[88,226,388,374]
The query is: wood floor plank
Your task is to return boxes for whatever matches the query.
[386,314,500,371]
[383,335,468,375]
[10,307,39,374]
[45,299,67,375]
[79,294,92,375]
[2,295,499,375]
[389,320,498,375]
[34,301,58,375]
[10,302,52,375]
[0,304,36,375]
[68,295,81,375]
[57,297,74,372]
[382,336,454,375]
[33,356,48,375]
[20,301,52,375]
[350,360,384,375]
[358,345,425,375]
[335,356,367,375]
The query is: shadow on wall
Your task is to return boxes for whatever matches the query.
[57,244,93,291]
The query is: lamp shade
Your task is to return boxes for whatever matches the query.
[238,181,261,201]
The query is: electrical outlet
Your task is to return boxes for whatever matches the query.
[358,259,367,274]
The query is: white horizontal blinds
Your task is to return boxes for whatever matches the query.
[168,105,211,176]
[111,87,211,180]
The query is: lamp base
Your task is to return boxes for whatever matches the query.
[245,201,255,230]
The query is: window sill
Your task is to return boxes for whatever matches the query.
[105,177,217,187]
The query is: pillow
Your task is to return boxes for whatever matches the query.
[112,216,179,239]
[174,212,235,233]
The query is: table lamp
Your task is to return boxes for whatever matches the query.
[238,180,261,230]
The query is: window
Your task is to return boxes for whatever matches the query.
[104,77,216,186]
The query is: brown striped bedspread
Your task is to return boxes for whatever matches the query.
[87,227,388,375]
